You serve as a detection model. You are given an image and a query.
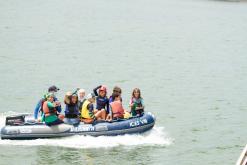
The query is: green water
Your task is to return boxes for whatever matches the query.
[0,0,247,164]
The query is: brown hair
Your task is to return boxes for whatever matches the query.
[64,91,72,104]
[112,86,122,95]
[112,93,120,101]
[132,88,142,99]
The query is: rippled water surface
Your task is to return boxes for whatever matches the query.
[0,0,247,164]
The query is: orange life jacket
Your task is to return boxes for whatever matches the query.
[43,101,57,117]
[110,100,124,118]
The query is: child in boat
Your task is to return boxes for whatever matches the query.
[64,91,80,125]
[109,93,125,120]
[129,88,145,116]
[93,85,109,118]
[80,93,106,124]
[109,86,122,103]
[42,93,64,126]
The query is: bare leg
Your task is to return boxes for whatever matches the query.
[95,109,106,120]
[106,114,112,121]
[101,109,106,119]
[81,118,94,124]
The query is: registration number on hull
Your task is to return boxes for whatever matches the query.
[129,118,148,127]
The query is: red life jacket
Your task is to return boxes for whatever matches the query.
[43,101,57,117]
[110,101,124,118]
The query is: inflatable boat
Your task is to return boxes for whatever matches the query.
[1,112,155,140]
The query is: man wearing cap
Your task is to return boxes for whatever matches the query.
[33,85,62,121]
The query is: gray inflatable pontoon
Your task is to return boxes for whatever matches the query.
[1,112,155,140]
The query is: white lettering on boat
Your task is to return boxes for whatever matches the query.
[6,130,18,134]
[70,125,95,132]
[19,128,32,134]
[129,118,148,127]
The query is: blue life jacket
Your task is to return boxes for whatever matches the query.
[65,104,79,118]
[96,96,109,113]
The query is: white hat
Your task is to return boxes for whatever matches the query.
[87,93,96,99]
[78,88,85,93]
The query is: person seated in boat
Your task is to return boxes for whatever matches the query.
[108,93,125,121]
[93,85,109,119]
[43,93,64,126]
[80,93,106,124]
[129,88,145,116]
[109,86,122,103]
[64,91,80,125]
[77,88,86,111]
[34,85,62,121]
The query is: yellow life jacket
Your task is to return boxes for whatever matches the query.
[81,100,92,119]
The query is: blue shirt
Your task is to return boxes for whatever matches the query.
[93,85,110,113]
[96,96,109,113]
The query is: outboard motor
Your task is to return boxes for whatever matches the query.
[5,115,25,126]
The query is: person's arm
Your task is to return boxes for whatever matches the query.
[76,106,80,115]
[56,105,62,113]
[129,98,134,108]
[73,88,80,95]
[34,100,41,119]
[109,96,113,103]
[106,99,110,113]
[109,105,113,116]
[54,97,62,113]
[141,99,144,109]
[93,85,102,96]
[87,104,95,119]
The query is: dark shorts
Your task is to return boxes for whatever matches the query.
[132,109,144,116]
[136,109,144,115]
[46,119,64,126]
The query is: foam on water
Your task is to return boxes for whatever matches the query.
[0,112,173,149]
